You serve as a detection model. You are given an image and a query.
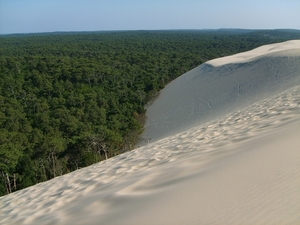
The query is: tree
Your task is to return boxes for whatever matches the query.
[0,131,24,194]
[47,135,67,178]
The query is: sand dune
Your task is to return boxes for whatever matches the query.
[141,40,300,143]
[1,40,300,225]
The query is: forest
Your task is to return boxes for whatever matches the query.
[1,29,300,196]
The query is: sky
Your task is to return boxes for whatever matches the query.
[0,0,300,34]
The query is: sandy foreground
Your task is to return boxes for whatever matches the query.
[1,40,300,225]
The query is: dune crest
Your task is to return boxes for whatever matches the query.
[1,40,300,225]
[208,40,300,66]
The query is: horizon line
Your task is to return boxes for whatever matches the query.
[1,28,300,36]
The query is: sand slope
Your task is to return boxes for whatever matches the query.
[1,40,300,225]
[141,40,300,143]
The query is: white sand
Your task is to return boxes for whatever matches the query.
[1,40,300,225]
[208,40,300,67]
[140,40,300,143]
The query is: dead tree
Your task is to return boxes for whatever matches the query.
[89,135,109,160]
[1,172,10,194]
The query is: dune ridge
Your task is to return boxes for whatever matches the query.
[208,40,300,66]
[1,40,300,225]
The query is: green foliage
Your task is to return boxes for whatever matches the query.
[0,29,299,196]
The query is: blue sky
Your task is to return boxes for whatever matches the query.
[0,0,299,34]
